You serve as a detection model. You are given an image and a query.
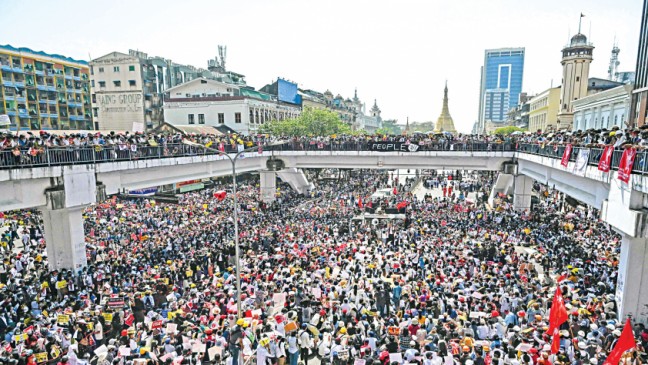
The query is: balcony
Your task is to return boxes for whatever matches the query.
[35,70,44,76]
[37,85,48,91]
[1,65,12,72]
[12,67,23,73]
[64,74,73,80]
[16,96,26,102]
[50,114,58,118]
[14,82,25,88]
[73,76,81,81]
[66,89,75,94]
[47,86,57,92]
[6,111,16,116]
[2,80,14,87]
[38,99,47,104]
[47,100,57,105]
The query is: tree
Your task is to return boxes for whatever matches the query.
[260,107,352,136]
[492,126,525,135]
[380,119,402,135]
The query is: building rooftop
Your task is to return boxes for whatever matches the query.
[0,44,88,65]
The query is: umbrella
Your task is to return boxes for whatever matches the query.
[510,131,523,135]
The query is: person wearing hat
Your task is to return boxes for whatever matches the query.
[257,337,274,365]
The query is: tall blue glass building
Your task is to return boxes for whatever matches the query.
[477,48,525,132]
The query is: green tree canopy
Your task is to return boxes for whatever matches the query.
[260,107,352,136]
[492,126,526,135]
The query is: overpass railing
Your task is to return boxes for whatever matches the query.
[0,142,514,169]
[517,143,648,174]
[2,142,647,175]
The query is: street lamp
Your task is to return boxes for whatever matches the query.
[186,140,285,317]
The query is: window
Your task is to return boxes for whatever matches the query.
[129,80,136,86]
[199,114,205,124]
[113,80,121,87]
[218,113,224,124]
[93,108,98,117]
[98,67,104,73]
[98,81,106,88]
[129,65,135,72]
[91,80,95,87]
[92,94,96,103]
[235,112,241,123]
[576,76,580,82]
[113,66,120,72]
[188,114,195,124]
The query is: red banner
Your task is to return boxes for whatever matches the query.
[560,144,573,167]
[618,148,637,183]
[598,146,614,172]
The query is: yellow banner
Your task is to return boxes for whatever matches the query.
[35,352,48,363]
[57,314,70,324]
[102,313,113,322]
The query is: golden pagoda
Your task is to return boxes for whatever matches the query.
[434,82,457,133]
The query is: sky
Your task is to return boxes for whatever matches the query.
[0,0,643,133]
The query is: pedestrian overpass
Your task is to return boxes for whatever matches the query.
[1,146,647,322]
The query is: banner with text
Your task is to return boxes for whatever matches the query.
[369,142,420,152]
[561,144,573,167]
[573,148,590,176]
[618,148,637,183]
[598,146,614,172]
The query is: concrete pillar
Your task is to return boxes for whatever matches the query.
[259,171,277,203]
[40,205,88,271]
[513,175,534,211]
[616,235,648,323]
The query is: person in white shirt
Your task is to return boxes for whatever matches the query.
[257,338,274,365]
[287,333,300,365]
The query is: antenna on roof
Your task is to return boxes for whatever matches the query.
[218,45,227,71]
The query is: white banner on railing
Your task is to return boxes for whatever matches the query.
[0,114,10,126]
[573,148,590,177]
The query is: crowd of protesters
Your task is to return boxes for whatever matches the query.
[0,164,646,365]
[3,125,648,167]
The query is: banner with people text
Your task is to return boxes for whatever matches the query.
[618,148,637,183]
[560,144,573,167]
[598,145,614,172]
[369,142,420,152]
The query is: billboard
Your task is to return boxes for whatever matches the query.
[277,79,301,105]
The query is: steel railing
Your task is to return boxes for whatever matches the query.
[1,141,647,176]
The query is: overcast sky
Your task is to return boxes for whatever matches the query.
[1,0,643,132]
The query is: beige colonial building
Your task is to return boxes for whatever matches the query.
[528,87,561,132]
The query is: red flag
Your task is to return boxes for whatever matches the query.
[214,190,226,201]
[561,144,573,167]
[218,143,225,152]
[598,145,614,172]
[358,196,363,209]
[551,329,562,354]
[603,318,636,365]
[548,287,568,334]
[556,273,568,283]
[393,187,398,195]
[618,148,637,183]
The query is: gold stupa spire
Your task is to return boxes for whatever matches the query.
[434,81,457,133]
